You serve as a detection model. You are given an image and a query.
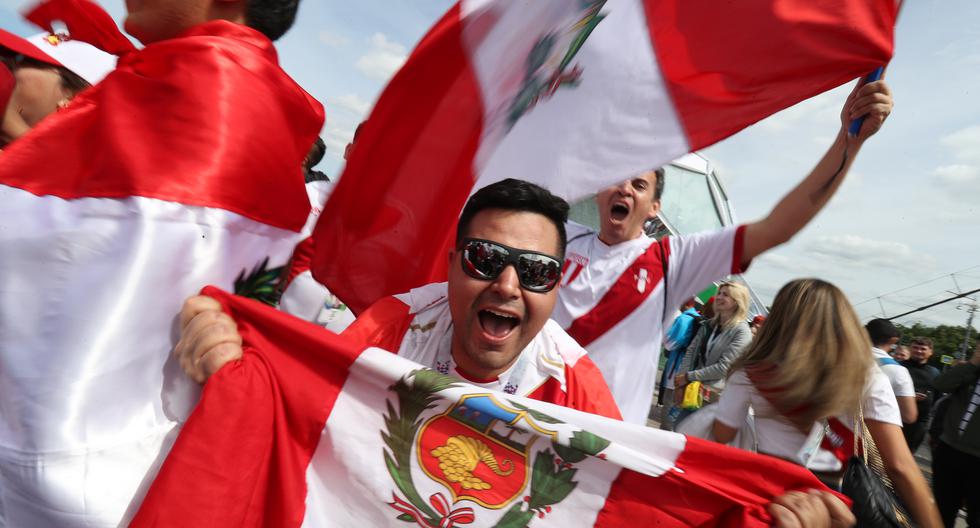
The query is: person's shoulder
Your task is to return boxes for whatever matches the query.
[564,221,596,247]
[540,319,588,367]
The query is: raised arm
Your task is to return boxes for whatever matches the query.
[741,80,893,266]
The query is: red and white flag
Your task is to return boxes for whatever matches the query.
[0,18,323,527]
[315,0,897,314]
[133,287,842,527]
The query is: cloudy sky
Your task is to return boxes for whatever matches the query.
[1,1,977,330]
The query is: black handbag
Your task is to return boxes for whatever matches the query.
[840,405,914,528]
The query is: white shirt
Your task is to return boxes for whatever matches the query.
[716,367,902,470]
[871,347,915,398]
[552,221,745,424]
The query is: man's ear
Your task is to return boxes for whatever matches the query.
[647,199,662,221]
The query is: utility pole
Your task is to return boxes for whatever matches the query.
[959,301,978,360]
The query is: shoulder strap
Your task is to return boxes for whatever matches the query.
[567,231,593,245]
[877,357,900,367]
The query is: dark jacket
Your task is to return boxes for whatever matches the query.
[933,363,980,458]
[902,359,940,424]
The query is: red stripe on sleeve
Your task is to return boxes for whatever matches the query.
[731,224,750,274]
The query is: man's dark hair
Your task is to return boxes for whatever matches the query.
[456,178,570,259]
[652,167,665,201]
[245,0,300,41]
[304,137,326,170]
[865,318,900,347]
[910,336,934,348]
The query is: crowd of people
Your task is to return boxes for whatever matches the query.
[0,0,976,527]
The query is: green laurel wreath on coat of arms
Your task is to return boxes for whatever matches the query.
[381,369,611,527]
[233,257,286,306]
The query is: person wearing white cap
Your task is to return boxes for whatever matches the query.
[0,28,116,145]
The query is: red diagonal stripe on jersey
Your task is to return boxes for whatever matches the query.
[565,238,671,348]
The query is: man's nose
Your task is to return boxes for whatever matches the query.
[490,264,522,299]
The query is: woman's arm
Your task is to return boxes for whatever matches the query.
[865,419,942,528]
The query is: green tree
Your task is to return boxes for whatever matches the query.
[895,323,977,365]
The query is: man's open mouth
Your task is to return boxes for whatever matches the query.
[610,202,630,221]
[478,308,519,338]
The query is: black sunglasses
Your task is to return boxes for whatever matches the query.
[459,238,562,293]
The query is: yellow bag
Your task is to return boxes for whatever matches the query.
[681,381,704,410]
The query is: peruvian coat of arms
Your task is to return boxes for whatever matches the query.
[506,0,608,129]
[382,370,611,528]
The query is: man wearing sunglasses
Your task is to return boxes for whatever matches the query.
[178,178,622,419]
[552,79,894,425]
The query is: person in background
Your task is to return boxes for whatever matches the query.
[893,344,911,362]
[670,281,752,427]
[656,298,701,417]
[0,28,115,145]
[902,337,941,452]
[304,136,328,183]
[930,341,980,527]
[866,318,918,424]
[712,279,943,528]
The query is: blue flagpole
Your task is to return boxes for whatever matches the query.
[848,66,885,137]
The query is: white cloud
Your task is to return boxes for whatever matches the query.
[330,94,371,117]
[933,164,980,186]
[317,30,350,48]
[355,33,408,81]
[756,85,847,133]
[804,235,935,272]
[321,123,355,163]
[940,125,980,163]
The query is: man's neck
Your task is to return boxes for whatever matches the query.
[597,229,644,247]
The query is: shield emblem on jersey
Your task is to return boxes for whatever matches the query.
[417,394,536,509]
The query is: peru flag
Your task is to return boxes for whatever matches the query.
[0,21,323,527]
[315,0,898,313]
[133,287,839,527]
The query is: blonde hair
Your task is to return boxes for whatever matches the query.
[714,281,750,329]
[729,278,872,430]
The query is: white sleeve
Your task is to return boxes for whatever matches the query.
[884,366,916,398]
[663,225,746,313]
[862,369,903,426]
[714,369,753,428]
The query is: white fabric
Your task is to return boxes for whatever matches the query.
[462,0,689,203]
[0,185,301,526]
[715,367,902,471]
[26,33,116,85]
[302,347,684,527]
[676,404,757,452]
[279,181,356,333]
[393,282,583,396]
[552,223,741,424]
[871,347,915,397]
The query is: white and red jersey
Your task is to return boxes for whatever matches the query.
[553,221,748,424]
[278,180,356,332]
[342,282,622,420]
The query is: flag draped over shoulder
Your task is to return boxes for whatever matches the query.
[314,0,898,314]
[0,20,323,527]
[133,286,843,527]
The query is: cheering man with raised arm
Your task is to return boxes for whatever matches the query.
[552,79,893,424]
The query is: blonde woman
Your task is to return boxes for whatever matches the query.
[673,281,752,406]
[711,279,942,528]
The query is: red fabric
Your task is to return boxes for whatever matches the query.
[0,65,13,113]
[565,239,669,347]
[130,286,362,527]
[26,0,137,56]
[0,20,323,233]
[595,437,847,527]
[282,236,315,288]
[311,3,482,314]
[731,224,750,274]
[643,0,897,150]
[340,295,415,352]
[527,355,623,420]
